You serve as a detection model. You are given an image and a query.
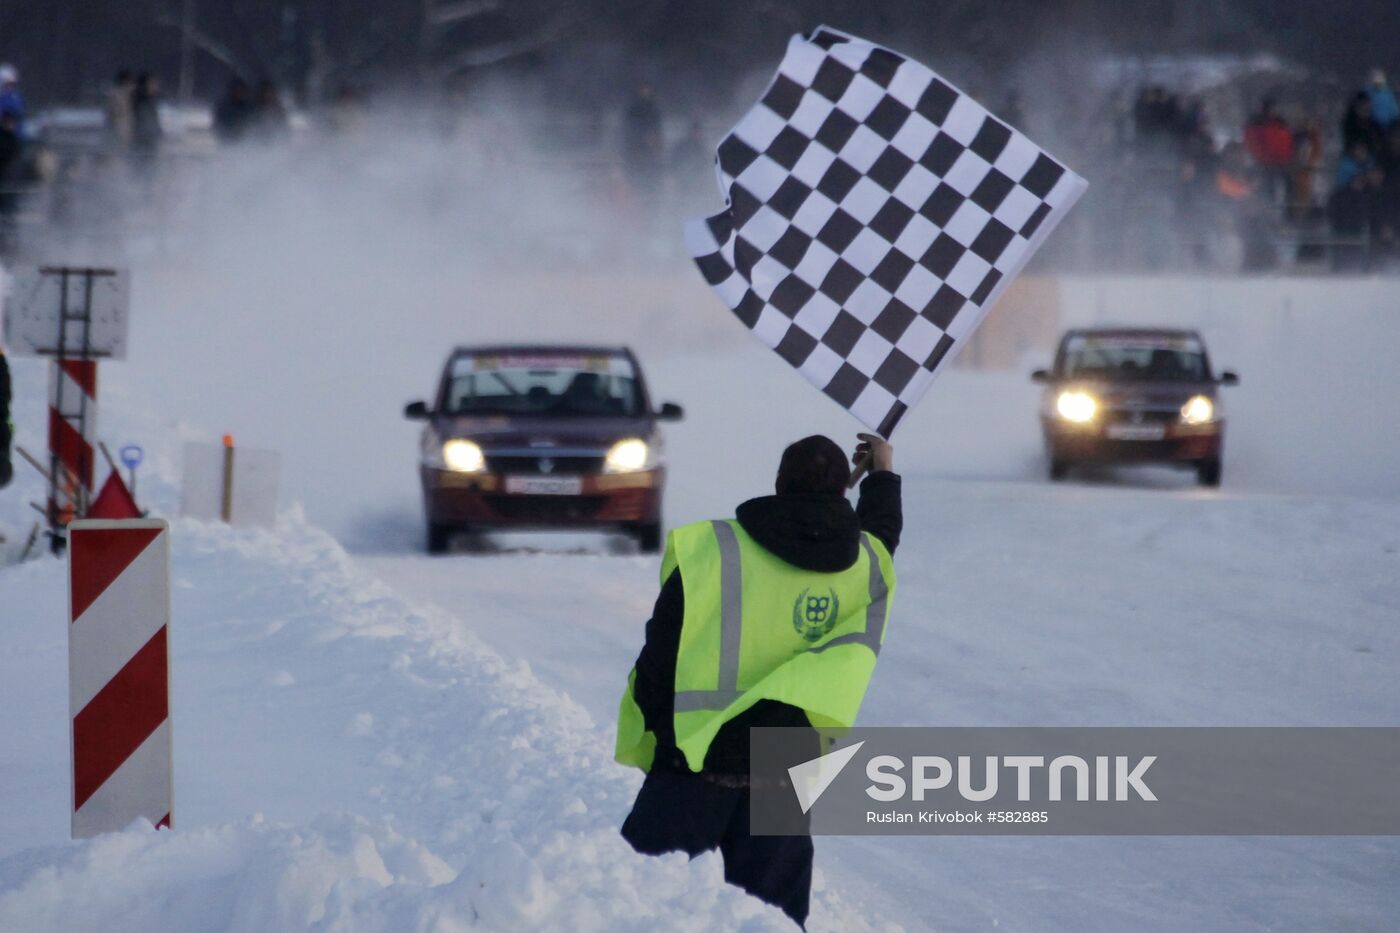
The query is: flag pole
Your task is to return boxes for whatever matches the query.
[848,407,904,489]
[848,453,873,489]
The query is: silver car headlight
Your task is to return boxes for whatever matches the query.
[604,436,661,473]
[442,438,485,473]
[1180,395,1215,425]
[1055,390,1098,423]
[422,428,485,473]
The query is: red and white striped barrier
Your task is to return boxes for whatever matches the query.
[68,519,173,839]
[49,359,98,518]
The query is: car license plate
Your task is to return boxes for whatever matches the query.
[1106,422,1165,441]
[504,476,583,495]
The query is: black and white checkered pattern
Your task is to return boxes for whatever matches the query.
[685,26,1087,436]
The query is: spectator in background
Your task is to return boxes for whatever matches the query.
[213,77,253,144]
[1365,69,1399,131]
[1328,168,1376,271]
[0,340,11,488]
[327,84,364,136]
[131,72,163,169]
[1175,125,1219,266]
[0,109,23,254]
[1288,118,1325,222]
[1243,99,1294,204]
[0,65,25,135]
[1215,142,1256,202]
[1133,86,1174,147]
[1341,92,1384,156]
[250,80,289,140]
[1371,168,1399,267]
[1335,140,1376,189]
[622,82,664,196]
[1175,96,1209,143]
[1379,126,1400,178]
[106,70,135,150]
[1374,129,1400,268]
[1215,142,1274,270]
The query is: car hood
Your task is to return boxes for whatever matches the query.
[432,414,652,449]
[1060,380,1217,409]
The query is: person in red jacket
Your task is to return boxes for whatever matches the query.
[1244,99,1296,205]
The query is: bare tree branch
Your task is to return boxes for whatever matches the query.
[427,0,501,28]
[153,12,250,79]
[434,8,579,75]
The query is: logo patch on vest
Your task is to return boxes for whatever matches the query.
[792,587,840,642]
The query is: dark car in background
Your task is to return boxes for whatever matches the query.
[405,345,683,554]
[1032,328,1239,486]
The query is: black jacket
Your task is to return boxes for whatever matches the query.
[0,352,11,486]
[1,350,10,432]
[632,471,901,773]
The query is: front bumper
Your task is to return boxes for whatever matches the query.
[1042,418,1223,464]
[421,467,663,528]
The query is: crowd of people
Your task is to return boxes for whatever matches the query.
[0,63,311,258]
[1116,69,1400,271]
[1331,70,1400,269]
[211,77,291,144]
[103,70,165,169]
[5,55,1400,273]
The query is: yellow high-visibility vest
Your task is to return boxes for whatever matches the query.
[616,518,896,772]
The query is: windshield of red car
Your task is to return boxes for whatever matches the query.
[1061,336,1208,382]
[445,353,642,417]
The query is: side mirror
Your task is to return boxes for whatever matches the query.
[1218,371,1240,386]
[1030,369,1052,384]
[656,402,684,421]
[404,400,431,420]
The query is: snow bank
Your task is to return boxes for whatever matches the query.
[0,513,891,931]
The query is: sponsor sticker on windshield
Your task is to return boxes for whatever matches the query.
[461,354,634,377]
[1070,334,1202,353]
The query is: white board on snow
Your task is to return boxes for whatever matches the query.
[2,266,131,359]
[180,442,281,528]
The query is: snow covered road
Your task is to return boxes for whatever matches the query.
[4,242,1400,930]
[2,516,895,931]
[359,476,1400,932]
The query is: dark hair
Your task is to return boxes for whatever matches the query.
[116,70,131,84]
[775,435,849,496]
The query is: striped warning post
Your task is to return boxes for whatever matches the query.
[68,519,173,839]
[49,359,98,517]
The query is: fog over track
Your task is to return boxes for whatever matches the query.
[82,119,1400,547]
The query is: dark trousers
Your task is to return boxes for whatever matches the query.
[622,769,813,927]
[0,419,11,488]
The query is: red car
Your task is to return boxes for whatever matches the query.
[405,345,683,553]
[1032,328,1239,486]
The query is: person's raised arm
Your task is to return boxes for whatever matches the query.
[853,433,902,556]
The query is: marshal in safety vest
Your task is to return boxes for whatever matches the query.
[616,518,896,773]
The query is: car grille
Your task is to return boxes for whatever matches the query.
[1103,408,1178,424]
[484,495,606,521]
[485,455,605,475]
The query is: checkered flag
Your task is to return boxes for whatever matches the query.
[686,26,1087,436]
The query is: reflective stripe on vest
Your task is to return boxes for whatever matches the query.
[614,517,896,773]
[671,521,890,713]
